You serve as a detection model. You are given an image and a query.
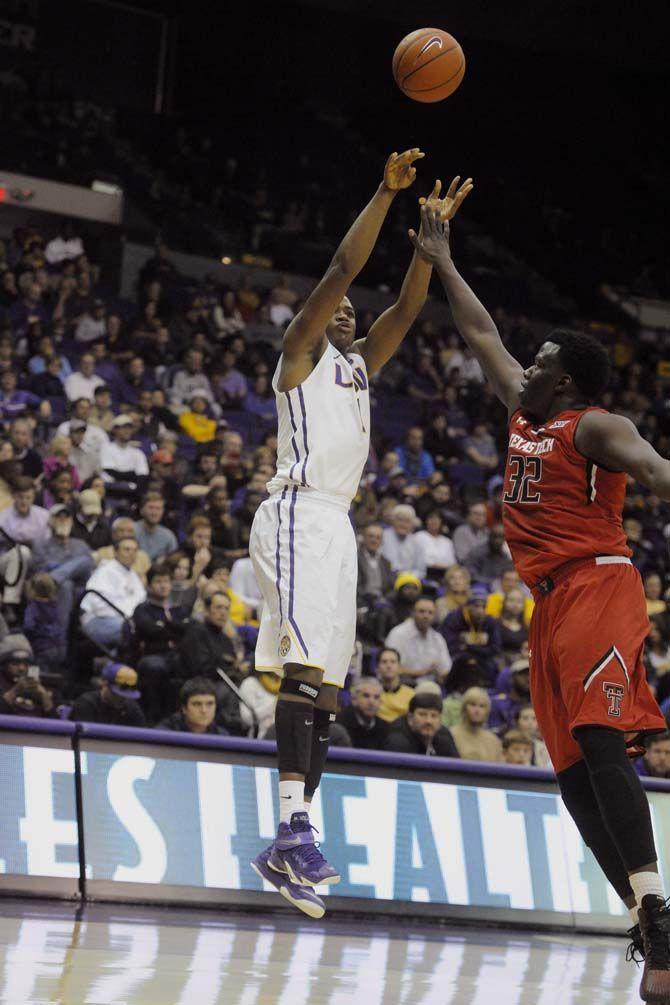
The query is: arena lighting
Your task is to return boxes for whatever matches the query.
[221,256,232,265]
[92,180,123,196]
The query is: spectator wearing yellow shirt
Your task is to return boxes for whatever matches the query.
[179,392,216,443]
[376,647,415,723]
[485,568,534,626]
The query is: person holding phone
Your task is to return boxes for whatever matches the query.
[0,635,54,717]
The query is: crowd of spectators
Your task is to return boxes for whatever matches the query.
[1,197,670,779]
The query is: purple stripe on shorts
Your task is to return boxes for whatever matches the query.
[285,391,300,481]
[287,485,309,657]
[274,487,287,622]
[296,384,309,486]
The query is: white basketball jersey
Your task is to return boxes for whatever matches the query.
[266,341,370,504]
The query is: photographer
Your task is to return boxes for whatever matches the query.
[0,635,54,718]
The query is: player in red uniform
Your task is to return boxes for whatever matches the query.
[410,200,670,1003]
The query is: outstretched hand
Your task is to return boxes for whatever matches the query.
[383,148,425,191]
[408,203,453,266]
[419,175,473,220]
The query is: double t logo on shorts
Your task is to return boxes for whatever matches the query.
[603,681,625,717]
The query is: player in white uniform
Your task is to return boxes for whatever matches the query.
[249,153,473,917]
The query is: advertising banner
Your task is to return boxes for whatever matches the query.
[2,733,670,929]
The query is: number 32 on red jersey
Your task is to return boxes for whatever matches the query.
[503,456,543,504]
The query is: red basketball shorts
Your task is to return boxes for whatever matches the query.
[528,557,666,774]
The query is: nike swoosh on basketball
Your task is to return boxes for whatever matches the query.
[418,36,443,58]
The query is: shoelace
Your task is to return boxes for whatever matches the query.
[626,940,644,966]
[295,839,329,871]
[292,823,329,869]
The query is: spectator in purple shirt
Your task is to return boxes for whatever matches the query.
[214,347,247,409]
[112,355,156,406]
[243,374,276,421]
[0,370,50,422]
[488,659,531,732]
[0,476,50,545]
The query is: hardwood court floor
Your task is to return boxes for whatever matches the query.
[0,898,644,1004]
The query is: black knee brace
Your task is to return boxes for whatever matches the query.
[574,726,657,872]
[558,758,633,901]
[305,709,335,799]
[279,676,321,702]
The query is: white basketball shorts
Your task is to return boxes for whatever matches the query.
[249,485,357,688]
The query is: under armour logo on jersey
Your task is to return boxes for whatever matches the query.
[603,681,625,717]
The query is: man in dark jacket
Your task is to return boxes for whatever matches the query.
[179,591,242,734]
[158,677,229,735]
[440,584,501,686]
[69,661,146,727]
[132,565,191,724]
[384,690,460,757]
[337,678,390,750]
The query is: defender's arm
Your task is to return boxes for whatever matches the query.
[409,204,523,413]
[279,149,424,390]
[575,411,670,499]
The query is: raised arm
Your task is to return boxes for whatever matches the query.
[408,203,523,413]
[575,411,670,500]
[278,148,424,391]
[354,177,473,376]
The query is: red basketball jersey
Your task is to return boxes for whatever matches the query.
[502,407,631,587]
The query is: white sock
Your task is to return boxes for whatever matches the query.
[279,780,305,824]
[629,906,640,927]
[629,871,665,906]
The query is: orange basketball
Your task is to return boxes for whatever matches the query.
[392,28,465,103]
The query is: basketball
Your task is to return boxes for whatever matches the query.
[392,28,465,103]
